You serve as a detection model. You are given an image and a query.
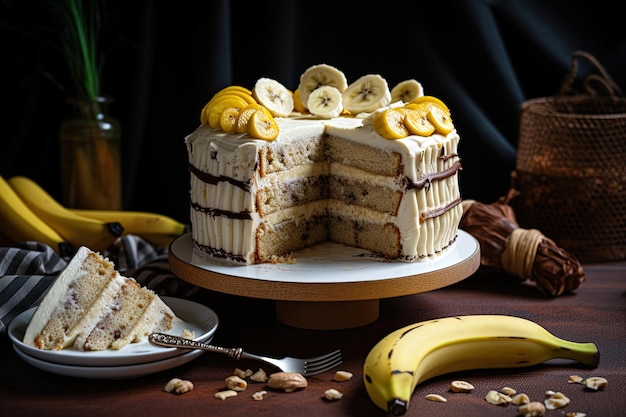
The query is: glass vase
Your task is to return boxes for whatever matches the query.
[59,96,122,210]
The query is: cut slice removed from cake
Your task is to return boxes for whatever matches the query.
[23,246,183,351]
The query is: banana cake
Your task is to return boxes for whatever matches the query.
[185,64,463,264]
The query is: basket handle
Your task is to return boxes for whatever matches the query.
[558,50,624,97]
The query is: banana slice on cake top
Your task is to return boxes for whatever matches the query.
[298,64,348,111]
[252,78,294,117]
[391,79,424,103]
[307,86,344,119]
[343,74,391,114]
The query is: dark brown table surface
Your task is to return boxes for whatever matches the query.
[1,261,624,417]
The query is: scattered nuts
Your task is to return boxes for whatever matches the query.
[163,378,194,394]
[214,389,238,400]
[324,388,344,400]
[250,368,268,382]
[425,393,447,402]
[511,393,530,405]
[585,376,608,390]
[267,372,308,392]
[501,386,516,396]
[252,390,267,401]
[485,389,509,406]
[450,380,474,393]
[568,375,584,384]
[225,375,248,391]
[519,401,546,417]
[565,412,587,417]
[333,370,353,382]
[234,368,253,379]
[544,391,570,410]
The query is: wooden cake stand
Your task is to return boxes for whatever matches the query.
[168,231,480,330]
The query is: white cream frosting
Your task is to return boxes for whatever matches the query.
[186,114,461,263]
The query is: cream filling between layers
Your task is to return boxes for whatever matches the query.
[262,200,329,225]
[329,162,402,189]
[258,161,329,187]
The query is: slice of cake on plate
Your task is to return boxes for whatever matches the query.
[23,246,183,351]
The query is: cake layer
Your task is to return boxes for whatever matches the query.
[326,135,403,177]
[257,211,328,263]
[329,164,403,215]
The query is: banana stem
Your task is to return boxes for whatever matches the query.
[552,338,599,368]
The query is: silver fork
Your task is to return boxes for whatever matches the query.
[149,333,343,376]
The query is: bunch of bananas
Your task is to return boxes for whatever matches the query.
[363,314,599,416]
[0,175,188,256]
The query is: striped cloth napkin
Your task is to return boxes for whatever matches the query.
[0,236,200,339]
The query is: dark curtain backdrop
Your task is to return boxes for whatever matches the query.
[2,0,625,224]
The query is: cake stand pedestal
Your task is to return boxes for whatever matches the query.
[168,231,480,330]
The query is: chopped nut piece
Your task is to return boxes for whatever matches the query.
[511,393,530,405]
[181,329,195,339]
[250,368,268,382]
[425,393,447,402]
[164,378,183,393]
[485,390,509,406]
[565,413,587,417]
[225,375,248,391]
[519,401,546,417]
[585,376,608,390]
[333,370,353,382]
[544,391,570,410]
[214,389,238,400]
[267,372,308,392]
[568,375,584,384]
[450,380,474,393]
[163,378,194,394]
[175,380,194,394]
[252,390,267,401]
[499,393,513,403]
[324,388,344,400]
[233,368,251,379]
[501,386,516,396]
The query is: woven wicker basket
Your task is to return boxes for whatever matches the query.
[512,51,626,262]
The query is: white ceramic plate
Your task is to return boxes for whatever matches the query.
[179,230,478,283]
[13,344,205,379]
[9,297,218,367]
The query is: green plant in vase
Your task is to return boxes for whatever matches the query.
[53,0,122,210]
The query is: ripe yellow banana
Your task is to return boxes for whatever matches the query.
[7,176,123,251]
[0,176,73,256]
[363,314,599,416]
[69,208,188,248]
